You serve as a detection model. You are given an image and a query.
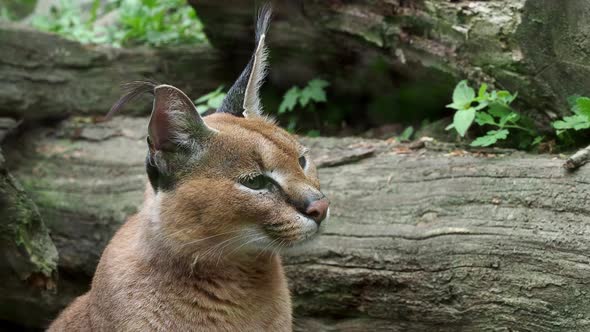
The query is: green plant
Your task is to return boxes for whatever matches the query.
[278,79,330,133]
[553,96,590,134]
[446,80,540,147]
[31,0,107,44]
[278,79,330,114]
[194,86,226,114]
[398,126,414,141]
[115,0,206,47]
[30,0,207,47]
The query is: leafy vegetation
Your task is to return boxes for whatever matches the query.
[30,0,207,47]
[30,0,107,44]
[278,79,330,133]
[553,96,590,134]
[194,86,226,114]
[446,81,541,148]
[192,80,330,137]
[114,0,206,47]
[15,0,589,144]
[398,126,414,141]
[552,95,590,147]
[278,79,330,114]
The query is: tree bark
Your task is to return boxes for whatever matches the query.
[190,0,590,128]
[2,116,590,330]
[0,23,225,120]
[0,146,58,329]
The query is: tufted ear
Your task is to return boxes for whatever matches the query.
[108,81,216,191]
[147,84,216,152]
[217,4,271,118]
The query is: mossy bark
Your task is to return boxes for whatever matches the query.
[2,117,590,330]
[0,22,225,120]
[191,0,590,129]
[0,147,59,328]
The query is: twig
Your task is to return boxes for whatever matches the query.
[315,147,376,168]
[564,145,590,170]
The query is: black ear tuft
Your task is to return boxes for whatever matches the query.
[106,80,160,119]
[217,3,272,117]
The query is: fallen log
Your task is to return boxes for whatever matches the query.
[191,0,590,127]
[0,23,225,120]
[0,146,58,329]
[2,116,590,331]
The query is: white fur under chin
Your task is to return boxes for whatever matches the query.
[297,213,319,241]
[149,191,164,224]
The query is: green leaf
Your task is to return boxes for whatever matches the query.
[499,112,520,127]
[453,108,476,137]
[307,78,330,90]
[478,83,488,99]
[398,126,414,141]
[299,90,311,108]
[207,92,226,109]
[473,100,489,111]
[574,121,590,130]
[532,136,543,146]
[474,83,490,103]
[195,86,224,104]
[306,87,327,103]
[196,105,208,114]
[453,80,476,105]
[567,95,582,108]
[470,129,509,147]
[448,80,475,111]
[89,0,101,25]
[488,103,512,119]
[301,79,329,106]
[278,87,300,114]
[496,90,516,105]
[553,114,590,131]
[490,90,498,101]
[475,112,496,126]
[552,120,569,130]
[575,97,590,118]
[445,123,455,131]
[446,101,466,111]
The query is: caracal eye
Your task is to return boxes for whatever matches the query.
[241,174,272,190]
[298,156,307,169]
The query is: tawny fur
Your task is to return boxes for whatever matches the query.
[49,5,327,330]
[48,113,325,331]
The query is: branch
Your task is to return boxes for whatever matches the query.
[564,144,590,170]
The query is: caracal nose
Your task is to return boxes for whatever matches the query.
[305,198,329,225]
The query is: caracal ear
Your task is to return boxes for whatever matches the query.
[107,81,217,191]
[217,4,271,118]
[148,84,216,152]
